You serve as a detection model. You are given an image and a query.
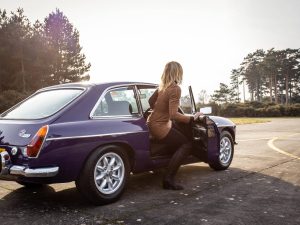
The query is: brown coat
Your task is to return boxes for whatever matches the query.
[146,83,192,140]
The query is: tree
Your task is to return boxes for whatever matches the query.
[44,9,90,84]
[198,89,209,104]
[240,49,265,102]
[261,48,281,103]
[0,8,32,92]
[211,83,233,104]
[0,8,92,112]
[229,68,242,103]
[238,48,300,104]
[180,94,192,113]
[278,49,299,105]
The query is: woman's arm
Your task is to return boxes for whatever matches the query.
[168,86,192,124]
[149,88,158,109]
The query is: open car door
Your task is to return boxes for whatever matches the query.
[188,86,221,165]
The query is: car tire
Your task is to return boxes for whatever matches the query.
[16,181,45,188]
[75,145,130,205]
[209,131,234,171]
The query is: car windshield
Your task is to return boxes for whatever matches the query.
[1,88,84,119]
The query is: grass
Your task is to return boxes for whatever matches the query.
[229,117,272,125]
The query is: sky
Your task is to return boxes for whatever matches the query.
[1,0,300,98]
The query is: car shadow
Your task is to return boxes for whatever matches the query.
[0,164,299,225]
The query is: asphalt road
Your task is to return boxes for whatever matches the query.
[0,118,299,225]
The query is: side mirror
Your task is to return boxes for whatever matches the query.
[200,107,212,115]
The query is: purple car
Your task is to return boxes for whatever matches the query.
[0,82,236,205]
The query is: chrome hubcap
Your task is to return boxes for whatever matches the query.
[219,136,232,165]
[94,152,124,194]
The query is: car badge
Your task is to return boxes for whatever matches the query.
[19,129,31,138]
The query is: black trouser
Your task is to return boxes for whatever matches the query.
[160,122,193,181]
[161,123,189,148]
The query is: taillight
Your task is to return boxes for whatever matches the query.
[26,125,48,158]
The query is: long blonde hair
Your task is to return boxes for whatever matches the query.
[159,61,183,91]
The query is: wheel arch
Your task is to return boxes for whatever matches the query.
[220,127,235,143]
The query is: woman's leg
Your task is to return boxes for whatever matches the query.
[161,127,192,190]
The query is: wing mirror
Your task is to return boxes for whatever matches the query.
[200,107,212,115]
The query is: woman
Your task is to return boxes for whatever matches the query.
[147,61,202,190]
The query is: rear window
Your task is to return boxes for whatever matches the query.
[1,89,83,119]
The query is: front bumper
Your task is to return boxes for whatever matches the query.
[0,150,59,178]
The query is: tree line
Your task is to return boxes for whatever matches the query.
[211,48,300,105]
[0,8,90,94]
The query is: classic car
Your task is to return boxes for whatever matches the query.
[0,82,236,205]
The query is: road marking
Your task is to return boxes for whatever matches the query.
[238,133,299,142]
[267,134,300,160]
[237,138,271,142]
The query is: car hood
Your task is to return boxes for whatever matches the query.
[0,119,47,146]
[208,116,235,127]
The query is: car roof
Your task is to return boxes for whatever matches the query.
[39,81,158,91]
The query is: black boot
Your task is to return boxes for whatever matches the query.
[163,143,192,190]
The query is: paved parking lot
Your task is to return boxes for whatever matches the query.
[1,118,300,225]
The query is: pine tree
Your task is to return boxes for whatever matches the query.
[211,83,232,104]
[44,9,90,84]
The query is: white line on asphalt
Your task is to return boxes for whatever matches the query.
[237,138,271,142]
[238,133,300,142]
[267,134,300,160]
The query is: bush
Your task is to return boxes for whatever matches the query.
[210,102,300,117]
[254,108,265,117]
[265,105,281,117]
[285,105,300,116]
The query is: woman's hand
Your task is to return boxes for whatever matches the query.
[193,112,204,121]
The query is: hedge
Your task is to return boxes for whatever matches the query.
[195,102,300,117]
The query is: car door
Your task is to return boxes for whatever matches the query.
[188,85,220,163]
[89,85,152,172]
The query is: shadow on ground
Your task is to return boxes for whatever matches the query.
[0,164,299,225]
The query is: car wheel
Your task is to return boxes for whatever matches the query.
[16,181,45,188]
[75,145,130,205]
[209,131,234,171]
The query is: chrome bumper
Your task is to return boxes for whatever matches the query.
[0,150,59,178]
[9,165,59,177]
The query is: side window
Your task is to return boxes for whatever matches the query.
[92,86,139,117]
[137,86,157,112]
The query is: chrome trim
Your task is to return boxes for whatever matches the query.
[90,115,141,120]
[134,85,158,113]
[46,130,148,141]
[0,150,59,178]
[38,86,88,92]
[134,85,144,114]
[10,165,59,177]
